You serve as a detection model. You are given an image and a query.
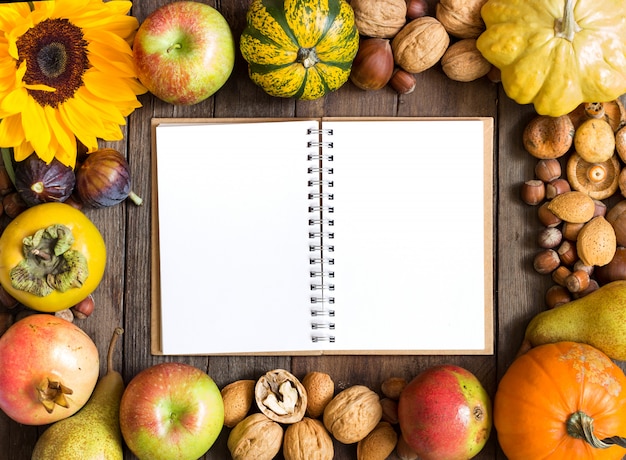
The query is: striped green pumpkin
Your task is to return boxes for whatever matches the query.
[240,0,359,100]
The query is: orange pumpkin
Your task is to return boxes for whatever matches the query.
[495,342,626,459]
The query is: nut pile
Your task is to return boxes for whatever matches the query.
[520,100,626,308]
[222,369,414,460]
[349,0,493,94]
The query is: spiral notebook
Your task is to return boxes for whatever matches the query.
[150,117,494,355]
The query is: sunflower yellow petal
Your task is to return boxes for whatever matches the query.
[22,96,52,156]
[0,115,25,147]
[13,142,35,163]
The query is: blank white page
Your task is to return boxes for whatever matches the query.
[155,119,325,354]
[321,119,492,353]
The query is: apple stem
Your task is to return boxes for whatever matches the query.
[167,43,183,54]
[107,327,124,375]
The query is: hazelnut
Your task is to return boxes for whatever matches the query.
[593,200,607,218]
[545,178,571,199]
[538,226,562,249]
[562,221,584,241]
[406,0,428,19]
[537,202,562,228]
[595,246,626,284]
[557,240,578,266]
[565,269,591,293]
[380,398,399,424]
[389,69,416,95]
[71,294,95,319]
[551,265,572,286]
[54,308,74,323]
[573,279,600,298]
[521,179,546,205]
[545,284,572,309]
[535,158,562,183]
[396,435,420,460]
[2,192,27,218]
[533,249,560,275]
[380,377,407,400]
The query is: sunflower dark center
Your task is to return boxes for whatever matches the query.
[16,18,89,108]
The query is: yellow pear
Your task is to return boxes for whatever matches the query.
[31,327,124,460]
[522,280,626,360]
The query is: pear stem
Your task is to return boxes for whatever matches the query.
[107,327,124,375]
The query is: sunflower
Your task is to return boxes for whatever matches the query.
[0,0,147,168]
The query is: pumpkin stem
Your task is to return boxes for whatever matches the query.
[555,0,581,42]
[567,411,626,448]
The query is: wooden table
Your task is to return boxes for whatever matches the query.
[0,0,600,458]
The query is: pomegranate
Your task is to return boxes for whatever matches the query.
[397,364,492,460]
[0,314,99,425]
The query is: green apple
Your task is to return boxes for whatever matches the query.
[133,1,235,105]
[119,362,224,460]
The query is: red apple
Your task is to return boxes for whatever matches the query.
[119,362,224,460]
[133,1,235,105]
[397,364,492,460]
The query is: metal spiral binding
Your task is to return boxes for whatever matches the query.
[308,124,335,344]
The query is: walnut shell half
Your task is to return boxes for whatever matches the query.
[323,385,382,444]
[255,369,307,424]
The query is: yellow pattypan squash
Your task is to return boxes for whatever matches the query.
[476,0,626,117]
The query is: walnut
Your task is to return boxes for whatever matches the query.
[323,385,382,444]
[227,413,283,460]
[351,0,407,38]
[435,0,488,39]
[221,379,255,428]
[283,417,334,460]
[391,17,450,74]
[255,369,307,424]
[441,38,492,82]
[302,371,335,418]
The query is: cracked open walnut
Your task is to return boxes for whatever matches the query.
[255,369,307,424]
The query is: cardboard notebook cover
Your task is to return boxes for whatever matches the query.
[150,117,494,356]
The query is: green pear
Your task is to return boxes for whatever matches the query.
[522,280,626,360]
[31,327,125,460]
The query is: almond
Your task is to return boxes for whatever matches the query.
[302,371,335,419]
[576,216,617,267]
[547,191,595,223]
[221,379,255,428]
[356,421,398,460]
